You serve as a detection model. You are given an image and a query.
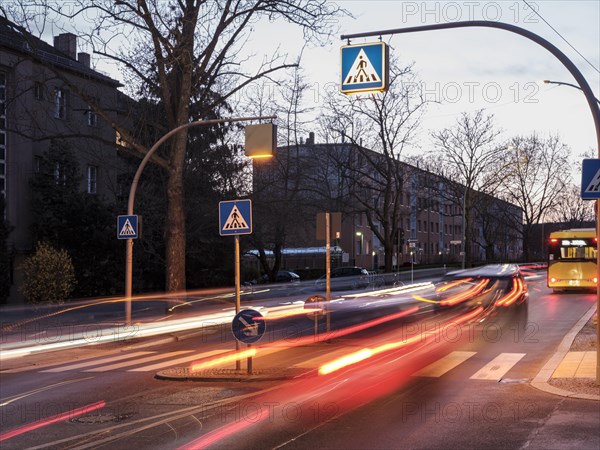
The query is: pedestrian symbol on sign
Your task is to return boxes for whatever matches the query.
[584,169,600,194]
[119,219,136,237]
[344,49,382,85]
[223,205,248,230]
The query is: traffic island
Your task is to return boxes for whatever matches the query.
[155,366,312,382]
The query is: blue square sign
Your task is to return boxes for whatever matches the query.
[117,215,138,239]
[219,200,252,236]
[581,159,600,199]
[340,42,389,94]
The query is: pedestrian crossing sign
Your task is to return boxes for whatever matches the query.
[117,215,139,239]
[340,42,389,94]
[581,159,600,199]
[219,199,252,236]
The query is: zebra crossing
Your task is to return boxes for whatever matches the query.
[2,349,228,374]
[2,348,570,381]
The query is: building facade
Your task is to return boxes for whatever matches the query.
[1,18,128,302]
[251,134,523,273]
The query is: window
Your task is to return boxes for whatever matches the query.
[34,156,42,174]
[417,220,421,232]
[54,88,67,119]
[87,107,97,127]
[87,165,97,194]
[54,162,62,185]
[34,82,44,100]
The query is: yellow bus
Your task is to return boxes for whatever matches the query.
[547,228,597,291]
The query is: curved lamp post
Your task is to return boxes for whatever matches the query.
[341,20,600,383]
[543,80,600,105]
[124,115,276,324]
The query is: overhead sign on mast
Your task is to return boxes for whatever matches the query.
[340,42,389,94]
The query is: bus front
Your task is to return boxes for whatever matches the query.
[547,231,597,291]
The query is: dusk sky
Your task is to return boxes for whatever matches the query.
[270,1,600,174]
[29,1,600,181]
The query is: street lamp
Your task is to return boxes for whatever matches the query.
[341,17,600,385]
[123,115,276,324]
[543,80,600,105]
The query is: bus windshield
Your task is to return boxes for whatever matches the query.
[548,238,596,261]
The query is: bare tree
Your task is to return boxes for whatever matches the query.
[318,61,426,271]
[429,110,503,267]
[7,1,346,291]
[548,183,595,227]
[499,134,571,261]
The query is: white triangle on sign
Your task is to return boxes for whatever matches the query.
[585,169,600,193]
[119,219,136,236]
[223,205,248,230]
[344,48,382,85]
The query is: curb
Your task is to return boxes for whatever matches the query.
[530,304,599,401]
[155,367,313,382]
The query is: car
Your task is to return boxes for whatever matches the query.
[315,266,370,291]
[276,270,301,282]
[439,264,529,313]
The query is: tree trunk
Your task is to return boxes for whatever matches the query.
[384,242,394,272]
[464,207,473,268]
[165,137,187,292]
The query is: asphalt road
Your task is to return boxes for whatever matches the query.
[1,275,598,449]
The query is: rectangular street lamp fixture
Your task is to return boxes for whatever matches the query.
[244,123,276,158]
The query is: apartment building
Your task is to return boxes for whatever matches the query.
[251,133,522,272]
[1,17,128,302]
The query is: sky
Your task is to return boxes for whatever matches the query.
[257,0,600,179]
[24,0,600,182]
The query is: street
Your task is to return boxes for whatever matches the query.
[1,274,599,449]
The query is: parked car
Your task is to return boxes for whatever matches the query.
[315,267,370,291]
[276,270,301,282]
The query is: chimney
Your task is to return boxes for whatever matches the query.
[306,131,315,145]
[53,33,77,59]
[78,52,90,67]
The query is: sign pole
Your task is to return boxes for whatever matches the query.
[235,234,241,371]
[247,343,253,375]
[326,212,331,337]
[597,200,600,385]
[125,239,132,324]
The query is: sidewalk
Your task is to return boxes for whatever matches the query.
[532,304,599,400]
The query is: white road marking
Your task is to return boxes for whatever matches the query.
[470,353,526,380]
[412,351,477,377]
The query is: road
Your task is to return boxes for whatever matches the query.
[0,274,598,449]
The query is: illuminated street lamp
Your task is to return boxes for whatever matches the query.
[124,116,275,325]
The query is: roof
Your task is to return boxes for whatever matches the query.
[0,16,120,87]
[549,228,596,239]
[445,264,521,278]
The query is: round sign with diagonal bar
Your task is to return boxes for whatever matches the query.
[231,309,266,344]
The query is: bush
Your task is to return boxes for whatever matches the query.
[21,241,76,304]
